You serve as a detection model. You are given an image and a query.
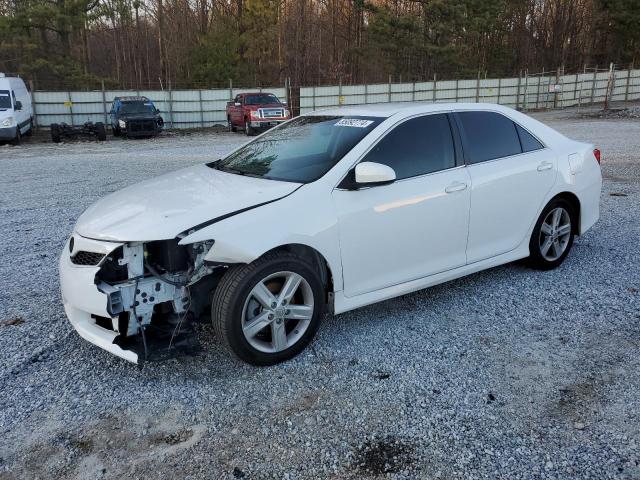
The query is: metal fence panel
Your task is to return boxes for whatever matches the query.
[30,68,640,129]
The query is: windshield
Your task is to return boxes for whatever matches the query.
[210,115,383,183]
[120,101,155,115]
[0,90,11,109]
[246,94,281,105]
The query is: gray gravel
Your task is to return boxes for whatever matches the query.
[0,109,639,479]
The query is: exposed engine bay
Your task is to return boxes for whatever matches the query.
[94,239,221,360]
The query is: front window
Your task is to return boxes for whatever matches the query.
[246,94,281,105]
[0,90,11,109]
[119,101,155,115]
[210,115,383,183]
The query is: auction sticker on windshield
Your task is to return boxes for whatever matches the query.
[335,119,374,128]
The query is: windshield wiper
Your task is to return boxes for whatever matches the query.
[208,160,248,176]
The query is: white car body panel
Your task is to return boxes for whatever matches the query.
[465,149,557,263]
[333,166,471,297]
[59,102,602,362]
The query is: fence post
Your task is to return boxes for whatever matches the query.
[475,72,480,102]
[625,62,633,102]
[198,89,204,127]
[312,85,316,111]
[339,77,343,106]
[497,78,502,104]
[364,83,368,104]
[578,65,585,108]
[554,67,560,109]
[433,74,437,103]
[591,66,597,105]
[388,75,391,103]
[168,81,174,128]
[284,77,289,106]
[523,70,529,111]
[605,62,614,109]
[29,80,38,128]
[455,79,459,103]
[101,80,108,126]
[535,73,541,109]
[412,81,416,102]
[516,71,522,109]
[67,90,74,125]
[229,79,233,101]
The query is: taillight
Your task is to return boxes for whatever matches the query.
[593,148,601,164]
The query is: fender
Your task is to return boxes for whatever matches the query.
[179,183,345,291]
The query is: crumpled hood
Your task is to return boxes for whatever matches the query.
[75,164,300,242]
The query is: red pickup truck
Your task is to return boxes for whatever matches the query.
[226,92,291,136]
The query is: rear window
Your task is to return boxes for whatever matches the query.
[457,111,522,163]
[0,90,11,109]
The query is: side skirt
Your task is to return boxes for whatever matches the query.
[333,246,529,315]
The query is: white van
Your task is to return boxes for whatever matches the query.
[0,73,33,144]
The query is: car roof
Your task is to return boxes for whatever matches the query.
[115,96,151,102]
[305,102,517,118]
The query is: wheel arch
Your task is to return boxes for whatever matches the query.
[260,243,335,302]
[549,191,581,235]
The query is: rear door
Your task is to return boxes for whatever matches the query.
[455,111,556,263]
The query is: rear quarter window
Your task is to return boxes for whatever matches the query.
[456,111,522,163]
[516,124,544,152]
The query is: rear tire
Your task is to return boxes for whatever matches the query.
[95,122,106,141]
[51,124,61,143]
[211,251,325,366]
[527,198,576,270]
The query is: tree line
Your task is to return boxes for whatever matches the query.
[0,0,638,90]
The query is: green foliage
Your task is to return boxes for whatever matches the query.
[189,23,248,86]
[599,0,640,61]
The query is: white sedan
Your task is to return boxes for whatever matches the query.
[59,103,602,365]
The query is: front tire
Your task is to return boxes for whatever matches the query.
[11,128,21,145]
[50,123,61,143]
[95,122,106,141]
[245,120,254,136]
[211,251,325,366]
[527,198,575,270]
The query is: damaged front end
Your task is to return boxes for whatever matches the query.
[63,236,223,363]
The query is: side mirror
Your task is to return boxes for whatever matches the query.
[355,162,396,186]
[234,102,242,107]
[14,100,22,111]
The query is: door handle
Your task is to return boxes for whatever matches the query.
[445,182,468,193]
[537,161,553,172]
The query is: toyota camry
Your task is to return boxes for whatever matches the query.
[59,103,602,365]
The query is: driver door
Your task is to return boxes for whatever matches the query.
[332,113,471,297]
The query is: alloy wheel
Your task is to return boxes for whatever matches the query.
[241,271,314,353]
[539,207,572,261]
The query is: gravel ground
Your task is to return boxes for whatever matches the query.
[0,107,639,479]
